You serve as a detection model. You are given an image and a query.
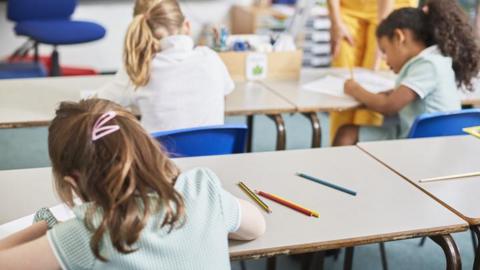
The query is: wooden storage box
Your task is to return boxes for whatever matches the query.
[218,50,303,81]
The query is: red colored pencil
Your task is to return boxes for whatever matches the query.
[256,190,319,218]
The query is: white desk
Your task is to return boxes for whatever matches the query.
[0,75,295,128]
[263,68,479,112]
[0,147,468,268]
[261,68,480,147]
[0,76,295,150]
[358,135,480,269]
[261,68,394,147]
[174,147,467,267]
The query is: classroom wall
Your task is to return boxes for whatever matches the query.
[0,0,250,71]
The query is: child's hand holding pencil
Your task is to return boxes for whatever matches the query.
[344,79,362,96]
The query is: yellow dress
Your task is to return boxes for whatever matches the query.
[329,0,418,142]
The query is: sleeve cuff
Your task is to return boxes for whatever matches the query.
[230,197,242,233]
[401,82,426,99]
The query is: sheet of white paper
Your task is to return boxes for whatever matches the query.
[0,204,75,239]
[302,70,395,99]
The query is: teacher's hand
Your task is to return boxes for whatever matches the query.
[330,20,355,58]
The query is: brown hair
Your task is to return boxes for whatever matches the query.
[48,98,185,261]
[124,0,185,87]
[376,0,480,91]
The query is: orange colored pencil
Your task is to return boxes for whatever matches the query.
[256,190,319,218]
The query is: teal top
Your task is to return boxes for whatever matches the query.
[359,45,461,141]
[47,168,241,270]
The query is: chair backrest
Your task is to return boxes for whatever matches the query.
[408,109,480,138]
[7,0,77,22]
[151,124,248,158]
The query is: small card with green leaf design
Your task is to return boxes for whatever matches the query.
[246,53,267,80]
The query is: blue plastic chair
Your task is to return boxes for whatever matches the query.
[151,124,248,158]
[408,109,480,138]
[7,0,106,76]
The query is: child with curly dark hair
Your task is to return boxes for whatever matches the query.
[333,0,480,145]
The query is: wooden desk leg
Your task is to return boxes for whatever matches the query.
[344,247,354,270]
[429,234,461,270]
[246,115,254,152]
[471,226,480,270]
[302,112,321,148]
[267,114,286,151]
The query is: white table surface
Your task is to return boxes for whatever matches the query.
[262,68,480,112]
[0,76,295,128]
[358,135,480,224]
[0,147,467,259]
[175,146,466,259]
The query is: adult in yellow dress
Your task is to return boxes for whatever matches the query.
[327,0,418,142]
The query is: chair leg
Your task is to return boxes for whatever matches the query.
[33,42,39,63]
[9,40,33,60]
[419,236,427,246]
[379,242,389,270]
[50,46,61,76]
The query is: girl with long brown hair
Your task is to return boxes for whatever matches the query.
[98,0,234,132]
[334,0,480,145]
[0,99,265,269]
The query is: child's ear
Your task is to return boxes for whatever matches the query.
[394,28,406,44]
[182,19,191,36]
[64,175,79,190]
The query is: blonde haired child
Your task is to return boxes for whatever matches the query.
[0,99,265,269]
[98,0,234,132]
[334,0,480,145]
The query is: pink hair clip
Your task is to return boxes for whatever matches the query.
[92,111,120,141]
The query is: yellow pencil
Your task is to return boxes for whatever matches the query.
[238,182,272,213]
[463,126,480,139]
[347,52,354,80]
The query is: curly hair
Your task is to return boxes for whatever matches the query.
[377,0,480,91]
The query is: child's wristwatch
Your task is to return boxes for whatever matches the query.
[33,207,58,229]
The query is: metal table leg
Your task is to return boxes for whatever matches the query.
[267,257,276,270]
[429,234,461,270]
[472,226,480,270]
[246,115,254,152]
[303,112,321,148]
[344,247,354,270]
[380,242,388,270]
[267,114,286,151]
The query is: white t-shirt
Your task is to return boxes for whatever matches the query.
[98,35,234,132]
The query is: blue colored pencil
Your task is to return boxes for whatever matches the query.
[296,172,357,196]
